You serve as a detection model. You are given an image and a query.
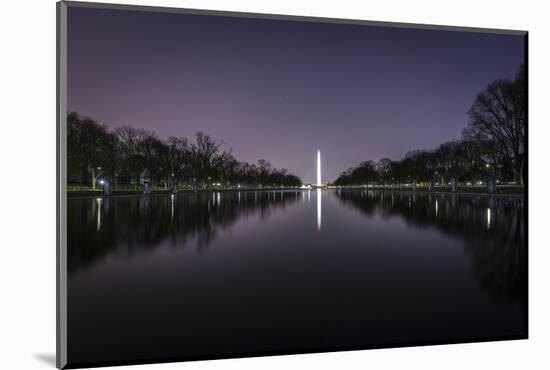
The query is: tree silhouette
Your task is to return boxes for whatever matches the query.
[466,64,526,184]
[333,65,526,188]
[67,112,118,189]
[67,113,302,189]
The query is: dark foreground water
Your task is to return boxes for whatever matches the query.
[67,190,526,366]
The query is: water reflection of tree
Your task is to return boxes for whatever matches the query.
[68,191,300,274]
[336,190,526,303]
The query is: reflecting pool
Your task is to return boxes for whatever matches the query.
[67,190,526,365]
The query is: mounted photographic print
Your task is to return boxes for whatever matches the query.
[57,1,528,368]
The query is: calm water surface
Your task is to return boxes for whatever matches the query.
[67,190,526,365]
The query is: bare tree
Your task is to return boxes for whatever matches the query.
[466,65,526,184]
[67,112,117,189]
[115,126,155,186]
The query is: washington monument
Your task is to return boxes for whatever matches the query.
[317,149,321,187]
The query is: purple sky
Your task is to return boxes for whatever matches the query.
[67,7,525,183]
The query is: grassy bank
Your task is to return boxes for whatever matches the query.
[67,185,525,198]
[334,185,525,197]
[66,186,302,197]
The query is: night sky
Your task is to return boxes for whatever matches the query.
[67,7,525,183]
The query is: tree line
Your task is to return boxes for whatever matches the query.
[67,112,302,190]
[334,65,526,188]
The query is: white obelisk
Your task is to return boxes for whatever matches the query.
[316,149,322,231]
[317,149,321,187]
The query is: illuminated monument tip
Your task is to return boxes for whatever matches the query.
[317,149,321,186]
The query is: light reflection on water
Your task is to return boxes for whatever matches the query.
[95,197,102,231]
[317,189,322,232]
